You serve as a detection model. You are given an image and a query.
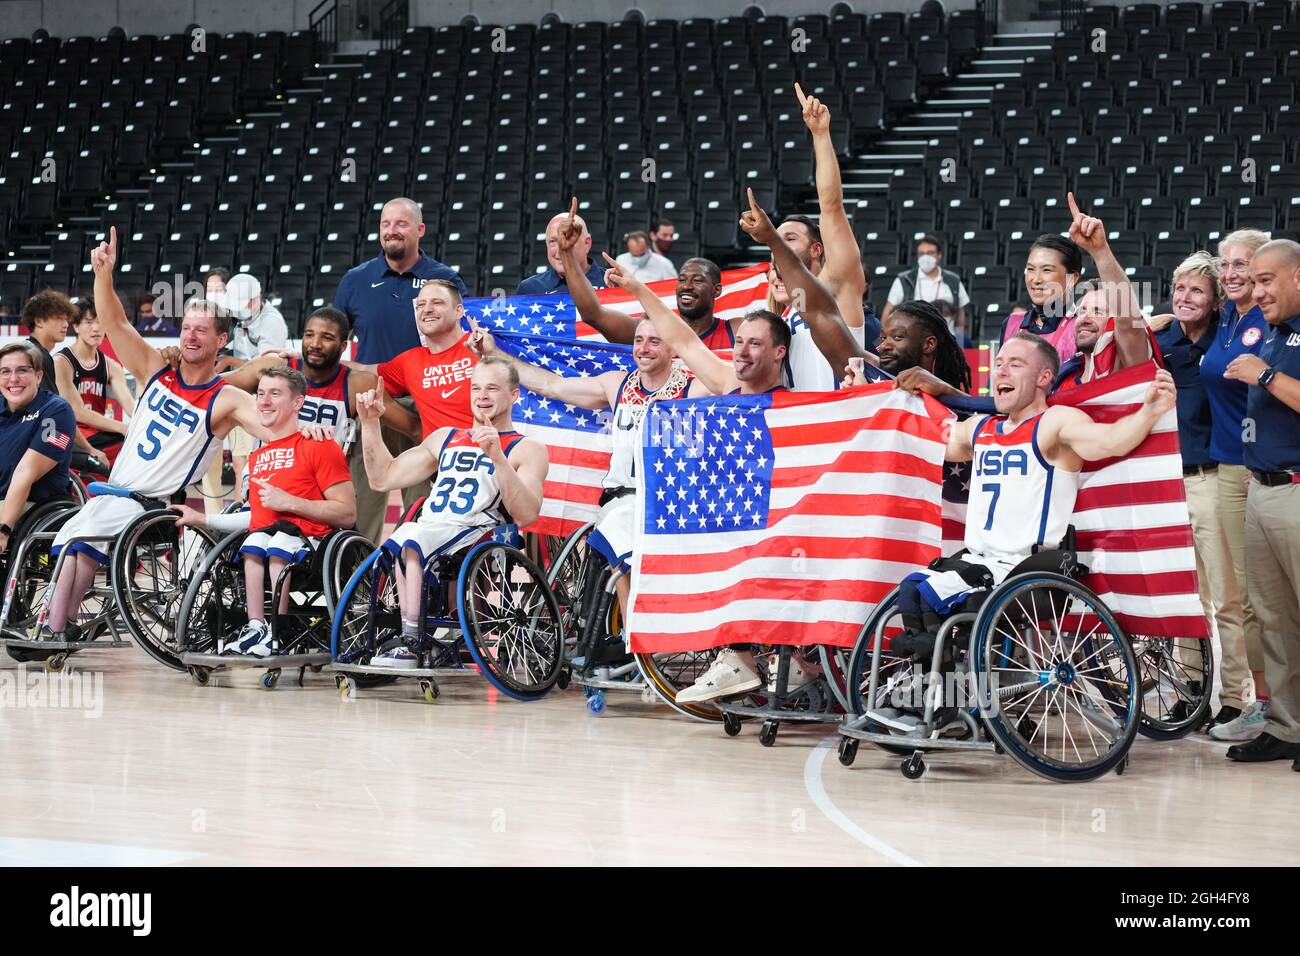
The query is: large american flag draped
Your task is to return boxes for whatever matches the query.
[1047,360,1208,639]
[626,384,951,653]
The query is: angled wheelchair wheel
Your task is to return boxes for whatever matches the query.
[321,530,373,616]
[1130,635,1213,740]
[111,510,219,670]
[544,522,596,661]
[635,648,729,721]
[0,502,80,645]
[456,541,564,700]
[845,587,924,755]
[971,573,1139,782]
[330,548,402,667]
[175,531,249,657]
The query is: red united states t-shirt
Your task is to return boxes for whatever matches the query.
[378,334,478,437]
[247,432,352,538]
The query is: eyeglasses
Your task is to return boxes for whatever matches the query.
[1219,259,1252,272]
[0,366,36,380]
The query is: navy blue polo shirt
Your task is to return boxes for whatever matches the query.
[515,260,608,296]
[1156,319,1217,467]
[1244,316,1300,472]
[334,252,469,364]
[0,390,75,504]
[1200,301,1267,465]
[861,304,882,352]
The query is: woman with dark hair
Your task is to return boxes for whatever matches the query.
[1000,233,1084,365]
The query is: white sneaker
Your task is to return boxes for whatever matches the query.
[765,652,822,693]
[675,648,761,703]
[370,644,419,669]
[225,620,270,656]
[1209,700,1268,741]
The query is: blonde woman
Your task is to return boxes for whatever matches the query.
[1153,252,1251,731]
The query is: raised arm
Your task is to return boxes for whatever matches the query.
[466,322,615,409]
[1050,369,1175,463]
[795,84,865,330]
[90,227,166,384]
[348,369,421,440]
[107,359,136,416]
[214,386,274,443]
[739,188,873,375]
[357,389,440,492]
[556,197,640,344]
[220,353,282,392]
[1067,192,1148,367]
[601,252,737,395]
[55,356,127,435]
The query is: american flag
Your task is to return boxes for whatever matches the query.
[626,384,951,653]
[462,263,770,343]
[459,323,631,536]
[45,428,71,450]
[1048,360,1207,639]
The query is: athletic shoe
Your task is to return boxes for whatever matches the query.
[889,630,938,660]
[1204,704,1242,732]
[765,651,821,693]
[370,644,419,669]
[1209,700,1268,742]
[26,623,59,642]
[225,620,270,656]
[675,648,761,703]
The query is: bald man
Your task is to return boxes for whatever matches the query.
[335,196,469,365]
[516,207,608,295]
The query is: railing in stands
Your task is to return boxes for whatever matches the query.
[379,0,410,50]
[975,0,1000,37]
[310,0,338,54]
[1061,0,1089,32]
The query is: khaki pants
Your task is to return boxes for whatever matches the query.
[1217,463,1265,675]
[1184,470,1251,708]
[1244,480,1300,744]
[350,398,429,544]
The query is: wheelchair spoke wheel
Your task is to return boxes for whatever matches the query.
[111,512,218,670]
[635,649,729,721]
[457,543,564,700]
[973,574,1139,782]
[1130,635,1213,740]
[176,537,247,656]
[1,505,77,641]
[845,590,922,754]
[544,522,595,661]
[332,549,400,666]
[322,532,373,616]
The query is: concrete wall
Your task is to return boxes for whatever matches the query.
[0,0,981,41]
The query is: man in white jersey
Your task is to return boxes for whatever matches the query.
[891,331,1176,659]
[357,356,549,667]
[469,317,707,627]
[36,227,271,641]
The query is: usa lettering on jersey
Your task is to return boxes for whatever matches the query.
[421,356,474,390]
[439,445,497,475]
[146,389,202,434]
[975,447,1029,476]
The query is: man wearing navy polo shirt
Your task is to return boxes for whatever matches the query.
[0,342,76,561]
[1222,239,1300,768]
[334,197,468,539]
[516,205,607,295]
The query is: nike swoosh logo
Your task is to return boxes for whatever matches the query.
[370,281,386,288]
[440,387,463,400]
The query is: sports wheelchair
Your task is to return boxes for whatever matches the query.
[837,531,1143,782]
[329,499,565,703]
[714,644,855,746]
[1,482,218,671]
[174,520,372,689]
[546,520,747,721]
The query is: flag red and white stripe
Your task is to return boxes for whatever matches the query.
[1048,360,1207,639]
[628,384,951,652]
[575,263,770,340]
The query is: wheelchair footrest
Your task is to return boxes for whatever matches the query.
[329,662,474,680]
[571,673,646,693]
[837,724,999,753]
[183,652,331,669]
[0,637,131,651]
[714,701,843,723]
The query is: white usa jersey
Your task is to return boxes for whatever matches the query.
[780,306,865,392]
[967,413,1081,562]
[110,368,228,498]
[420,428,527,528]
[289,358,354,448]
[606,364,692,490]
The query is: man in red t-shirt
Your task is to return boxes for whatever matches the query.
[173,366,355,657]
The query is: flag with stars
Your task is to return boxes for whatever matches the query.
[460,322,635,536]
[627,383,952,652]
[462,263,770,342]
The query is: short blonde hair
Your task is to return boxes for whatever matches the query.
[1218,229,1271,258]
[1171,251,1224,307]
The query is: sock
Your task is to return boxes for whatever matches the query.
[401,619,419,642]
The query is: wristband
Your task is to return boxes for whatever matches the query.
[0,523,12,537]
[1257,367,1276,389]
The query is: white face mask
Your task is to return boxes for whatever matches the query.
[917,254,939,274]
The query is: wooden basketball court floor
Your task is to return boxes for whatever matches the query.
[1,648,1295,867]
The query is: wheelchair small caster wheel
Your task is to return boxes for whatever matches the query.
[993,741,1005,755]
[759,720,778,747]
[587,690,606,715]
[1016,717,1038,741]
[640,687,657,705]
[308,664,323,673]
[838,737,858,767]
[189,666,209,687]
[1115,755,1129,776]
[1168,700,1190,722]
[45,654,66,673]
[262,670,280,690]
[556,669,570,690]
[722,713,742,737]
[420,679,439,704]
[901,753,926,780]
